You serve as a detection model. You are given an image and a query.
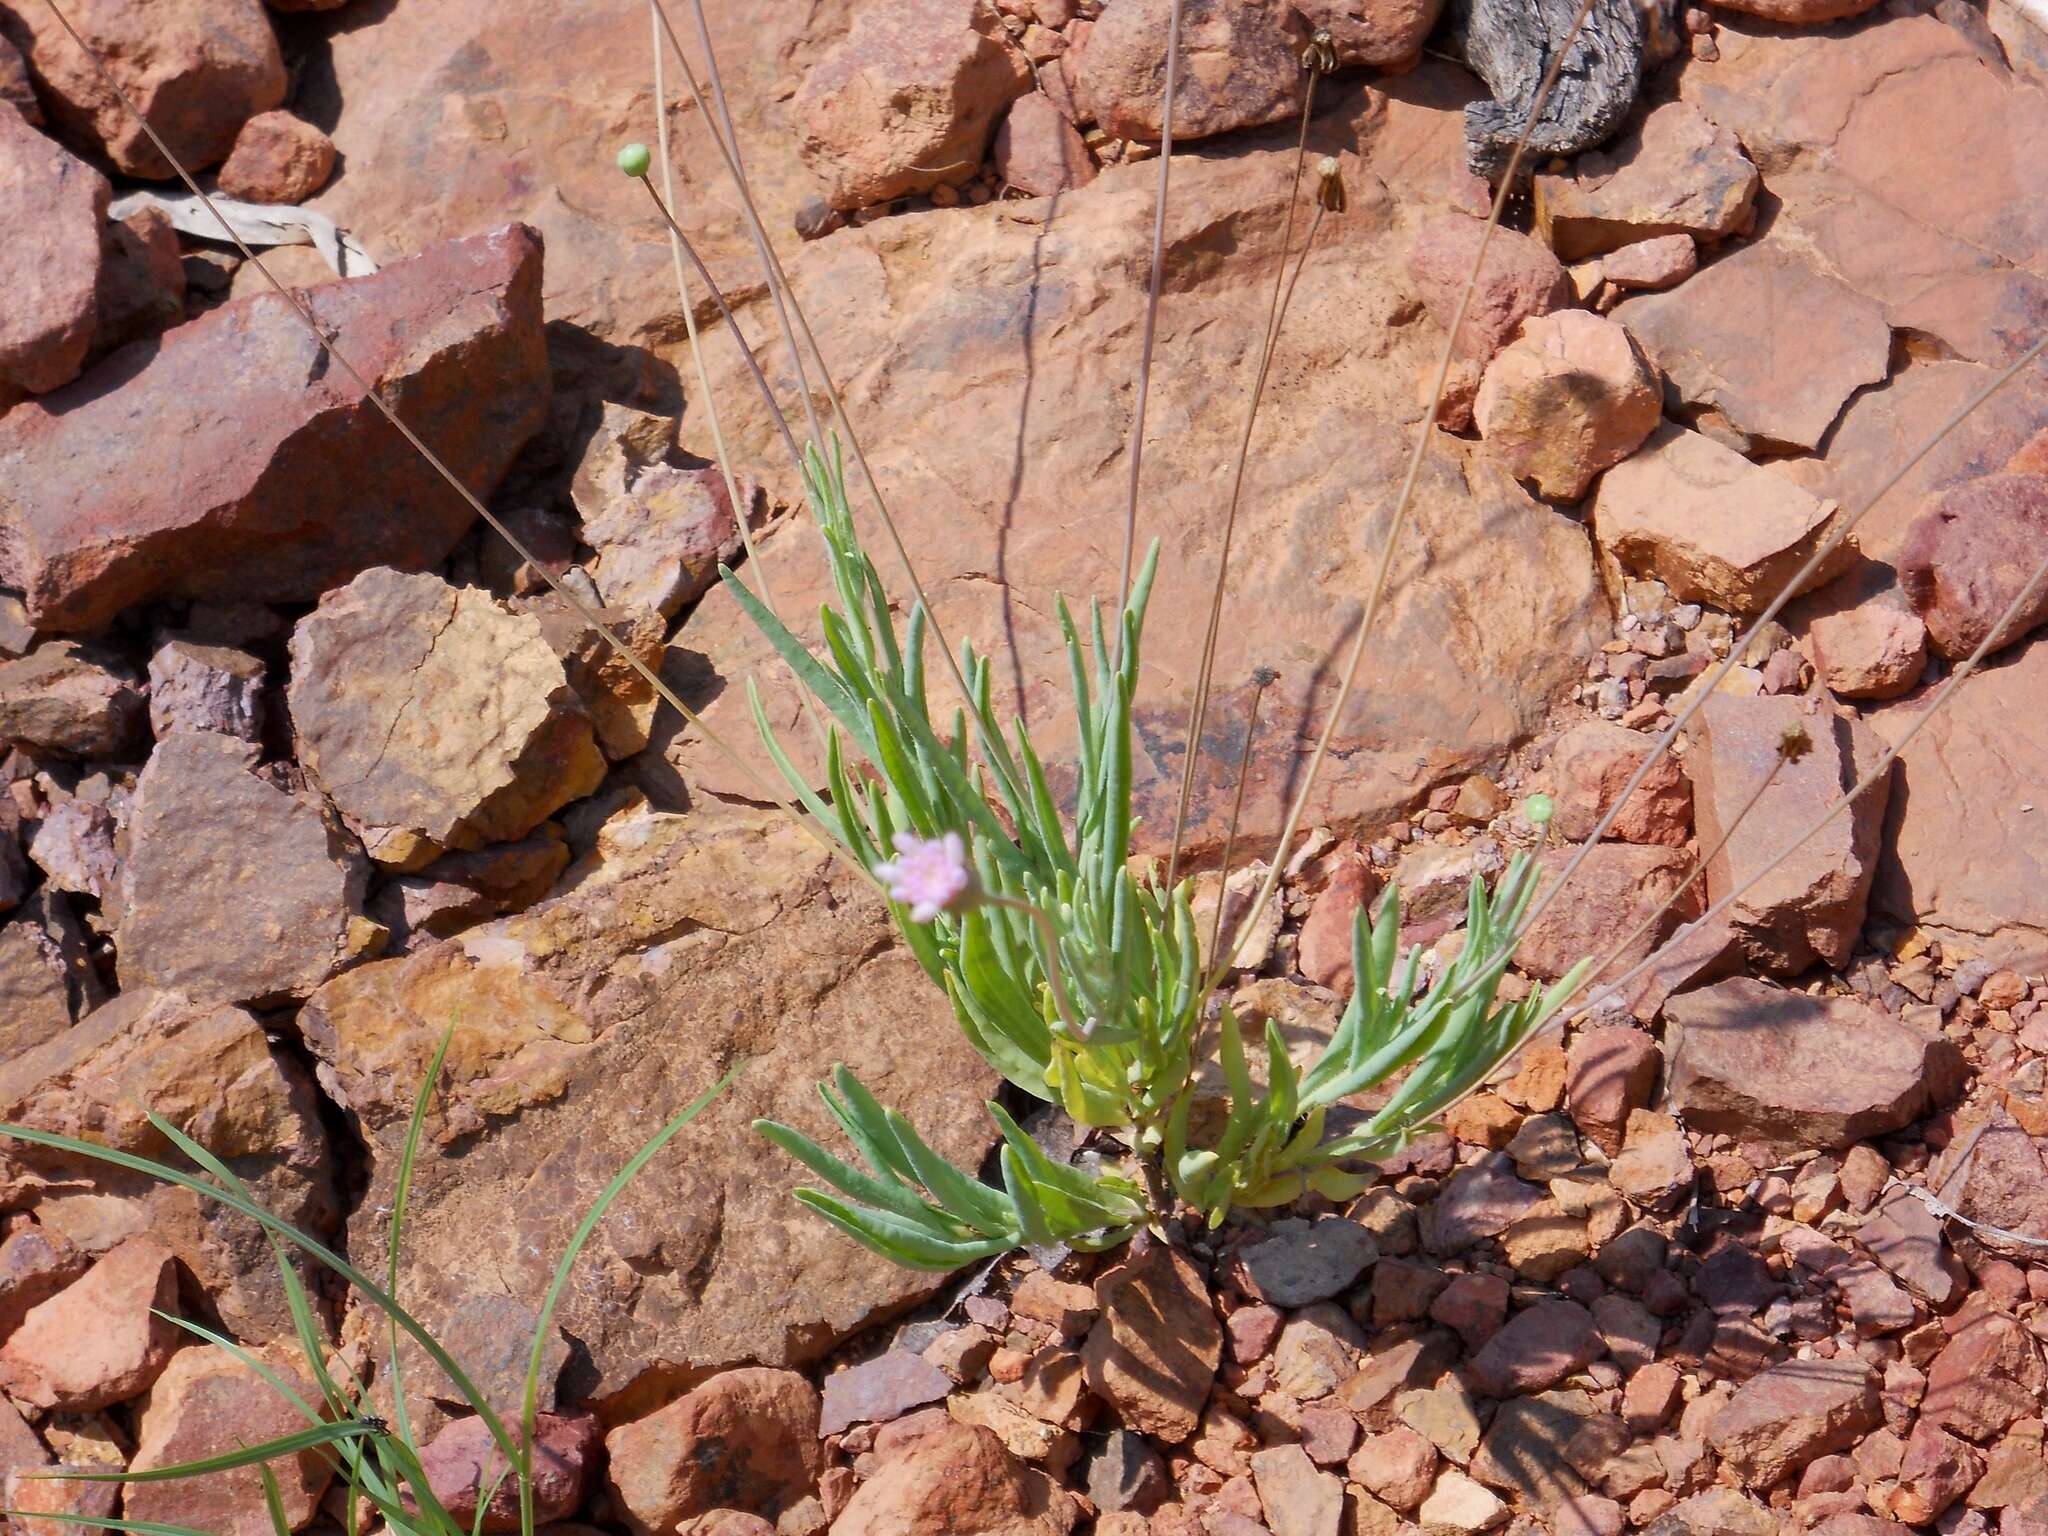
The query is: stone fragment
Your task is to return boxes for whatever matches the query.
[0,102,108,397]
[0,989,335,1343]
[0,0,285,174]
[1251,1444,1343,1536]
[828,1422,1079,1536]
[1708,0,1881,19]
[821,1352,953,1438]
[949,1389,1079,1472]
[994,92,1094,196]
[27,799,116,901]
[1534,102,1759,262]
[1665,978,1957,1155]
[1923,1307,2046,1441]
[1290,0,1443,67]
[123,1344,333,1536]
[289,569,604,868]
[1566,1025,1659,1156]
[1474,1389,1606,1507]
[1418,1469,1508,1533]
[519,594,667,761]
[145,635,266,740]
[1272,1303,1369,1401]
[1467,1301,1603,1398]
[1548,721,1692,848]
[1427,1156,1544,1255]
[794,0,1031,210]
[1474,310,1662,503]
[1616,243,1890,451]
[1074,0,1304,143]
[1899,472,2048,662]
[367,833,569,952]
[1807,598,1928,702]
[1297,859,1377,992]
[1430,1274,1509,1352]
[1601,235,1698,292]
[0,891,103,1052]
[1397,1375,1483,1465]
[412,1410,596,1533]
[1226,1216,1378,1307]
[1707,1358,1881,1489]
[3,1472,117,1536]
[0,33,34,121]
[0,1222,88,1338]
[1350,1426,1437,1510]
[1607,1109,1693,1209]
[0,642,147,758]
[1687,695,1889,974]
[606,1368,821,1534]
[92,204,185,363]
[1085,1429,1168,1513]
[0,1235,177,1411]
[1515,843,1700,983]
[1083,1239,1221,1442]
[570,406,749,621]
[117,730,372,1005]
[1407,215,1572,429]
[0,227,548,634]
[216,110,336,203]
[1592,425,1843,617]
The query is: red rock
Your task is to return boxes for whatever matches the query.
[417,1410,597,1533]
[1474,310,1662,502]
[0,1235,178,1411]
[1869,638,2048,972]
[1688,694,1889,974]
[1010,1271,1099,1338]
[1606,1109,1693,1209]
[91,204,184,360]
[1227,1303,1284,1364]
[124,1344,334,1536]
[1707,1358,1881,1489]
[0,641,147,759]
[1514,843,1700,984]
[1892,1419,1982,1523]
[1291,0,1442,67]
[1857,1187,1964,1307]
[794,0,1029,210]
[1534,101,1758,262]
[1899,472,2048,663]
[1600,234,1698,293]
[994,92,1094,197]
[1407,214,1573,429]
[1085,1240,1222,1443]
[0,225,547,634]
[1924,1308,2047,1441]
[4,1472,118,1536]
[1592,424,1845,616]
[821,1352,954,1437]
[1467,1300,1602,1398]
[1665,978,1958,1155]
[1074,0,1305,143]
[1297,859,1377,992]
[216,110,336,203]
[1348,1426,1436,1510]
[1565,1025,1659,1157]
[0,102,108,397]
[829,1421,1079,1536]
[0,0,285,176]
[604,1369,820,1533]
[1807,596,1929,701]
[1548,721,1693,848]
[0,1222,88,1337]
[1616,242,1889,451]
[1623,1363,1682,1433]
[1429,1271,1509,1350]
[1709,0,1881,20]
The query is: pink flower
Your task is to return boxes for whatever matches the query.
[875,831,976,922]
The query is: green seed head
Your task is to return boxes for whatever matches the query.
[1522,792,1556,827]
[617,142,652,179]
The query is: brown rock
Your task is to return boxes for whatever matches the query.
[829,1421,1079,1536]
[1514,843,1700,983]
[1566,1025,1659,1157]
[1350,1426,1437,1509]
[1606,1108,1692,1209]
[1074,0,1305,143]
[1251,1444,1343,1536]
[216,110,336,203]
[1426,1156,1544,1255]
[367,833,570,953]
[1407,215,1573,429]
[1291,0,1443,67]
[298,795,998,1399]
[1806,597,1928,702]
[1226,1216,1378,1308]
[1296,859,1377,991]
[0,989,336,1343]
[1592,424,1844,617]
[0,226,548,634]
[1474,310,1662,503]
[0,641,147,759]
[1707,1358,1881,1489]
[116,731,373,1005]
[1709,0,1881,19]
[0,1222,88,1339]
[4,1471,118,1536]
[1600,234,1698,292]
[0,891,104,1053]
[289,569,604,868]
[821,1351,952,1437]
[794,0,1030,210]
[520,594,667,762]
[994,92,1094,196]
[1892,1418,1982,1524]
[124,1344,333,1536]
[1534,101,1758,262]
[1467,1300,1602,1398]
[1665,978,1957,1155]
[0,1235,177,1411]
[146,635,266,740]
[1688,694,1889,974]
[1616,242,1889,451]
[1899,472,2048,662]
[1870,638,2048,971]
[1923,1307,2047,1441]
[0,102,108,396]
[0,32,34,121]
[0,0,284,175]
[26,800,114,902]
[1548,721,1693,848]
[91,203,186,360]
[420,1410,598,1533]
[1083,1239,1222,1442]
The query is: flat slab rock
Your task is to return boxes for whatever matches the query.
[298,794,999,1401]
[1664,977,1961,1156]
[0,225,548,633]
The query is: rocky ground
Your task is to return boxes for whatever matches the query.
[2,0,2048,1532]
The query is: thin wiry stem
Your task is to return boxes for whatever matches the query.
[27,0,869,891]
[1207,669,1279,964]
[1163,79,1332,892]
[1209,0,1601,991]
[1112,0,1186,661]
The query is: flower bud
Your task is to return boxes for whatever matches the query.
[616,142,652,179]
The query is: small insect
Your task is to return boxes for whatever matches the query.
[355,1415,390,1436]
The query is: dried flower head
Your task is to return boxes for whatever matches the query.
[1777,722,1814,762]
[874,830,976,922]
[1303,28,1338,74]
[1316,157,1347,215]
